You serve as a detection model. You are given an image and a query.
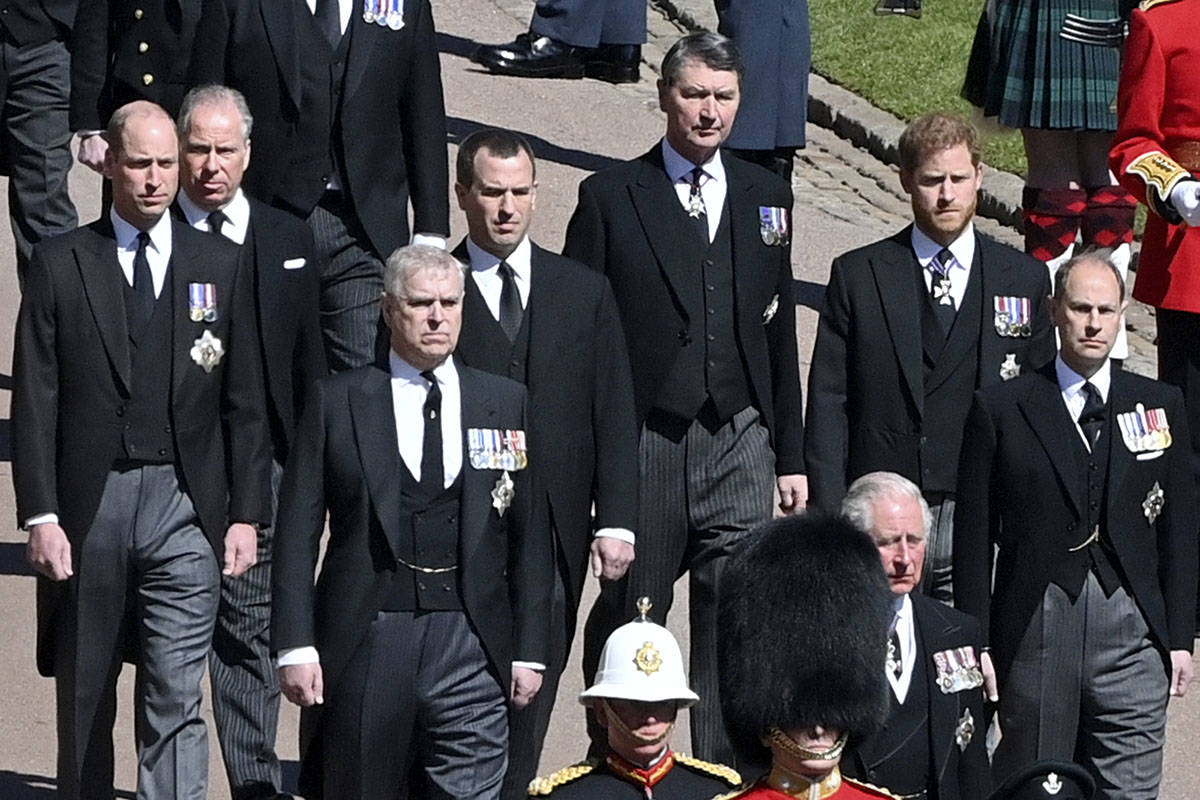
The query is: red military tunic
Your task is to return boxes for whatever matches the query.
[1109,0,1200,312]
[714,766,898,800]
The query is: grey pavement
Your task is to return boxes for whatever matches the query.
[0,0,1194,796]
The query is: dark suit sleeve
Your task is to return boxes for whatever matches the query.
[271,381,328,652]
[11,245,61,525]
[953,392,999,643]
[291,225,328,418]
[187,0,231,86]
[68,0,109,131]
[223,251,273,526]
[1160,387,1199,652]
[562,180,606,273]
[590,279,639,531]
[1027,266,1055,368]
[767,210,805,476]
[399,0,449,237]
[804,256,852,508]
[510,392,553,664]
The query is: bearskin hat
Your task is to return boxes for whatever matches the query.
[718,513,893,763]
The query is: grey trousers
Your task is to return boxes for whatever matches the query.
[209,461,283,799]
[306,197,385,374]
[529,0,646,46]
[992,573,1169,799]
[917,494,954,605]
[322,610,508,799]
[0,37,77,282]
[616,406,774,765]
[55,464,220,800]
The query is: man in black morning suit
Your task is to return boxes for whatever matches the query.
[840,472,990,800]
[12,101,271,800]
[188,0,449,373]
[450,129,640,800]
[955,251,1198,797]
[271,245,553,799]
[175,85,323,800]
[562,32,806,764]
[805,112,1053,603]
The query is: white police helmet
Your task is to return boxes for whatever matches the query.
[578,597,700,708]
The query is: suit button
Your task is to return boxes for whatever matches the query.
[707,334,715,341]
[138,41,149,53]
[1,9,9,14]
[703,259,713,268]
[708,308,715,315]
[320,175,330,184]
[124,422,131,430]
[163,425,171,433]
[510,359,520,367]
[920,436,927,444]
[418,582,426,591]
[443,586,451,592]
[116,406,125,417]
[142,73,154,86]
[134,7,143,17]
[157,448,167,456]
[706,284,715,292]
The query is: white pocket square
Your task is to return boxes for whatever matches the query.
[283,257,306,270]
[1136,450,1165,461]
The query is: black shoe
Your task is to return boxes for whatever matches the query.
[874,0,922,17]
[585,44,641,84]
[471,33,585,79]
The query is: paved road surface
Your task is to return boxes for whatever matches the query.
[0,0,1195,795]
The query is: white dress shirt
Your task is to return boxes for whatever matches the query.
[177,187,251,246]
[466,236,531,316]
[888,594,917,703]
[389,351,462,488]
[911,223,976,311]
[1056,354,1112,450]
[112,208,173,298]
[662,138,727,243]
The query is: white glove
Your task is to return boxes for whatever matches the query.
[1170,180,1200,226]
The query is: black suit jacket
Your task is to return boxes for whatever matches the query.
[805,227,1053,510]
[954,363,1198,684]
[187,0,449,257]
[844,595,990,800]
[453,239,639,604]
[70,0,202,129]
[12,218,272,675]
[271,360,553,781]
[562,146,804,474]
[245,198,325,460]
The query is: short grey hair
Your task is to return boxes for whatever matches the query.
[841,471,932,539]
[178,84,254,143]
[660,31,744,89]
[383,245,466,299]
[1052,247,1126,304]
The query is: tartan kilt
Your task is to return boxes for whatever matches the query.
[961,0,1123,131]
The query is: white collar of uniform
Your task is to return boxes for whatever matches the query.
[465,235,532,284]
[911,222,975,272]
[1056,353,1112,405]
[111,206,173,255]
[177,186,250,234]
[661,137,726,187]
[389,350,459,389]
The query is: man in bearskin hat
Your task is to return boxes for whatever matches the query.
[717,514,901,799]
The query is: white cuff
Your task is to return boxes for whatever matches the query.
[276,646,320,667]
[594,527,635,546]
[25,513,59,530]
[512,661,546,672]
[1171,180,1200,226]
[411,233,447,249]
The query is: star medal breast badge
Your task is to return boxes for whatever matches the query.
[1143,481,1165,525]
[190,329,224,373]
[492,470,514,517]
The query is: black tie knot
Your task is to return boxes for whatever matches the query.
[933,247,954,274]
[207,210,228,237]
[1080,381,1106,448]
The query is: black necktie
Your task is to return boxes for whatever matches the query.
[129,230,155,335]
[1079,381,1106,449]
[929,247,957,334]
[420,370,443,495]
[207,210,228,238]
[887,617,903,680]
[687,166,709,243]
[314,0,341,49]
[497,261,523,342]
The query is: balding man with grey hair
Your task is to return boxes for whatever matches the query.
[840,471,989,800]
[271,244,552,798]
[175,84,324,800]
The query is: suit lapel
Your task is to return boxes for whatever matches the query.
[525,244,568,385]
[926,247,983,393]
[1104,370,1134,522]
[349,366,405,558]
[870,231,924,415]
[343,13,378,103]
[75,221,132,394]
[914,598,958,787]
[261,0,301,109]
[459,365,499,561]
[630,149,706,314]
[1018,365,1087,519]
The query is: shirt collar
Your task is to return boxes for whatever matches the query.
[661,137,726,186]
[465,235,532,283]
[111,207,173,254]
[911,222,975,271]
[389,350,458,386]
[1055,353,1112,403]
[177,186,250,231]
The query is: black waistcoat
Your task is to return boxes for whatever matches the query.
[876,648,932,795]
[655,204,752,423]
[275,6,350,216]
[915,257,982,493]
[382,456,465,611]
[120,271,177,465]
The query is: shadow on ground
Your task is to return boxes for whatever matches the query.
[447,117,623,175]
[0,771,134,799]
